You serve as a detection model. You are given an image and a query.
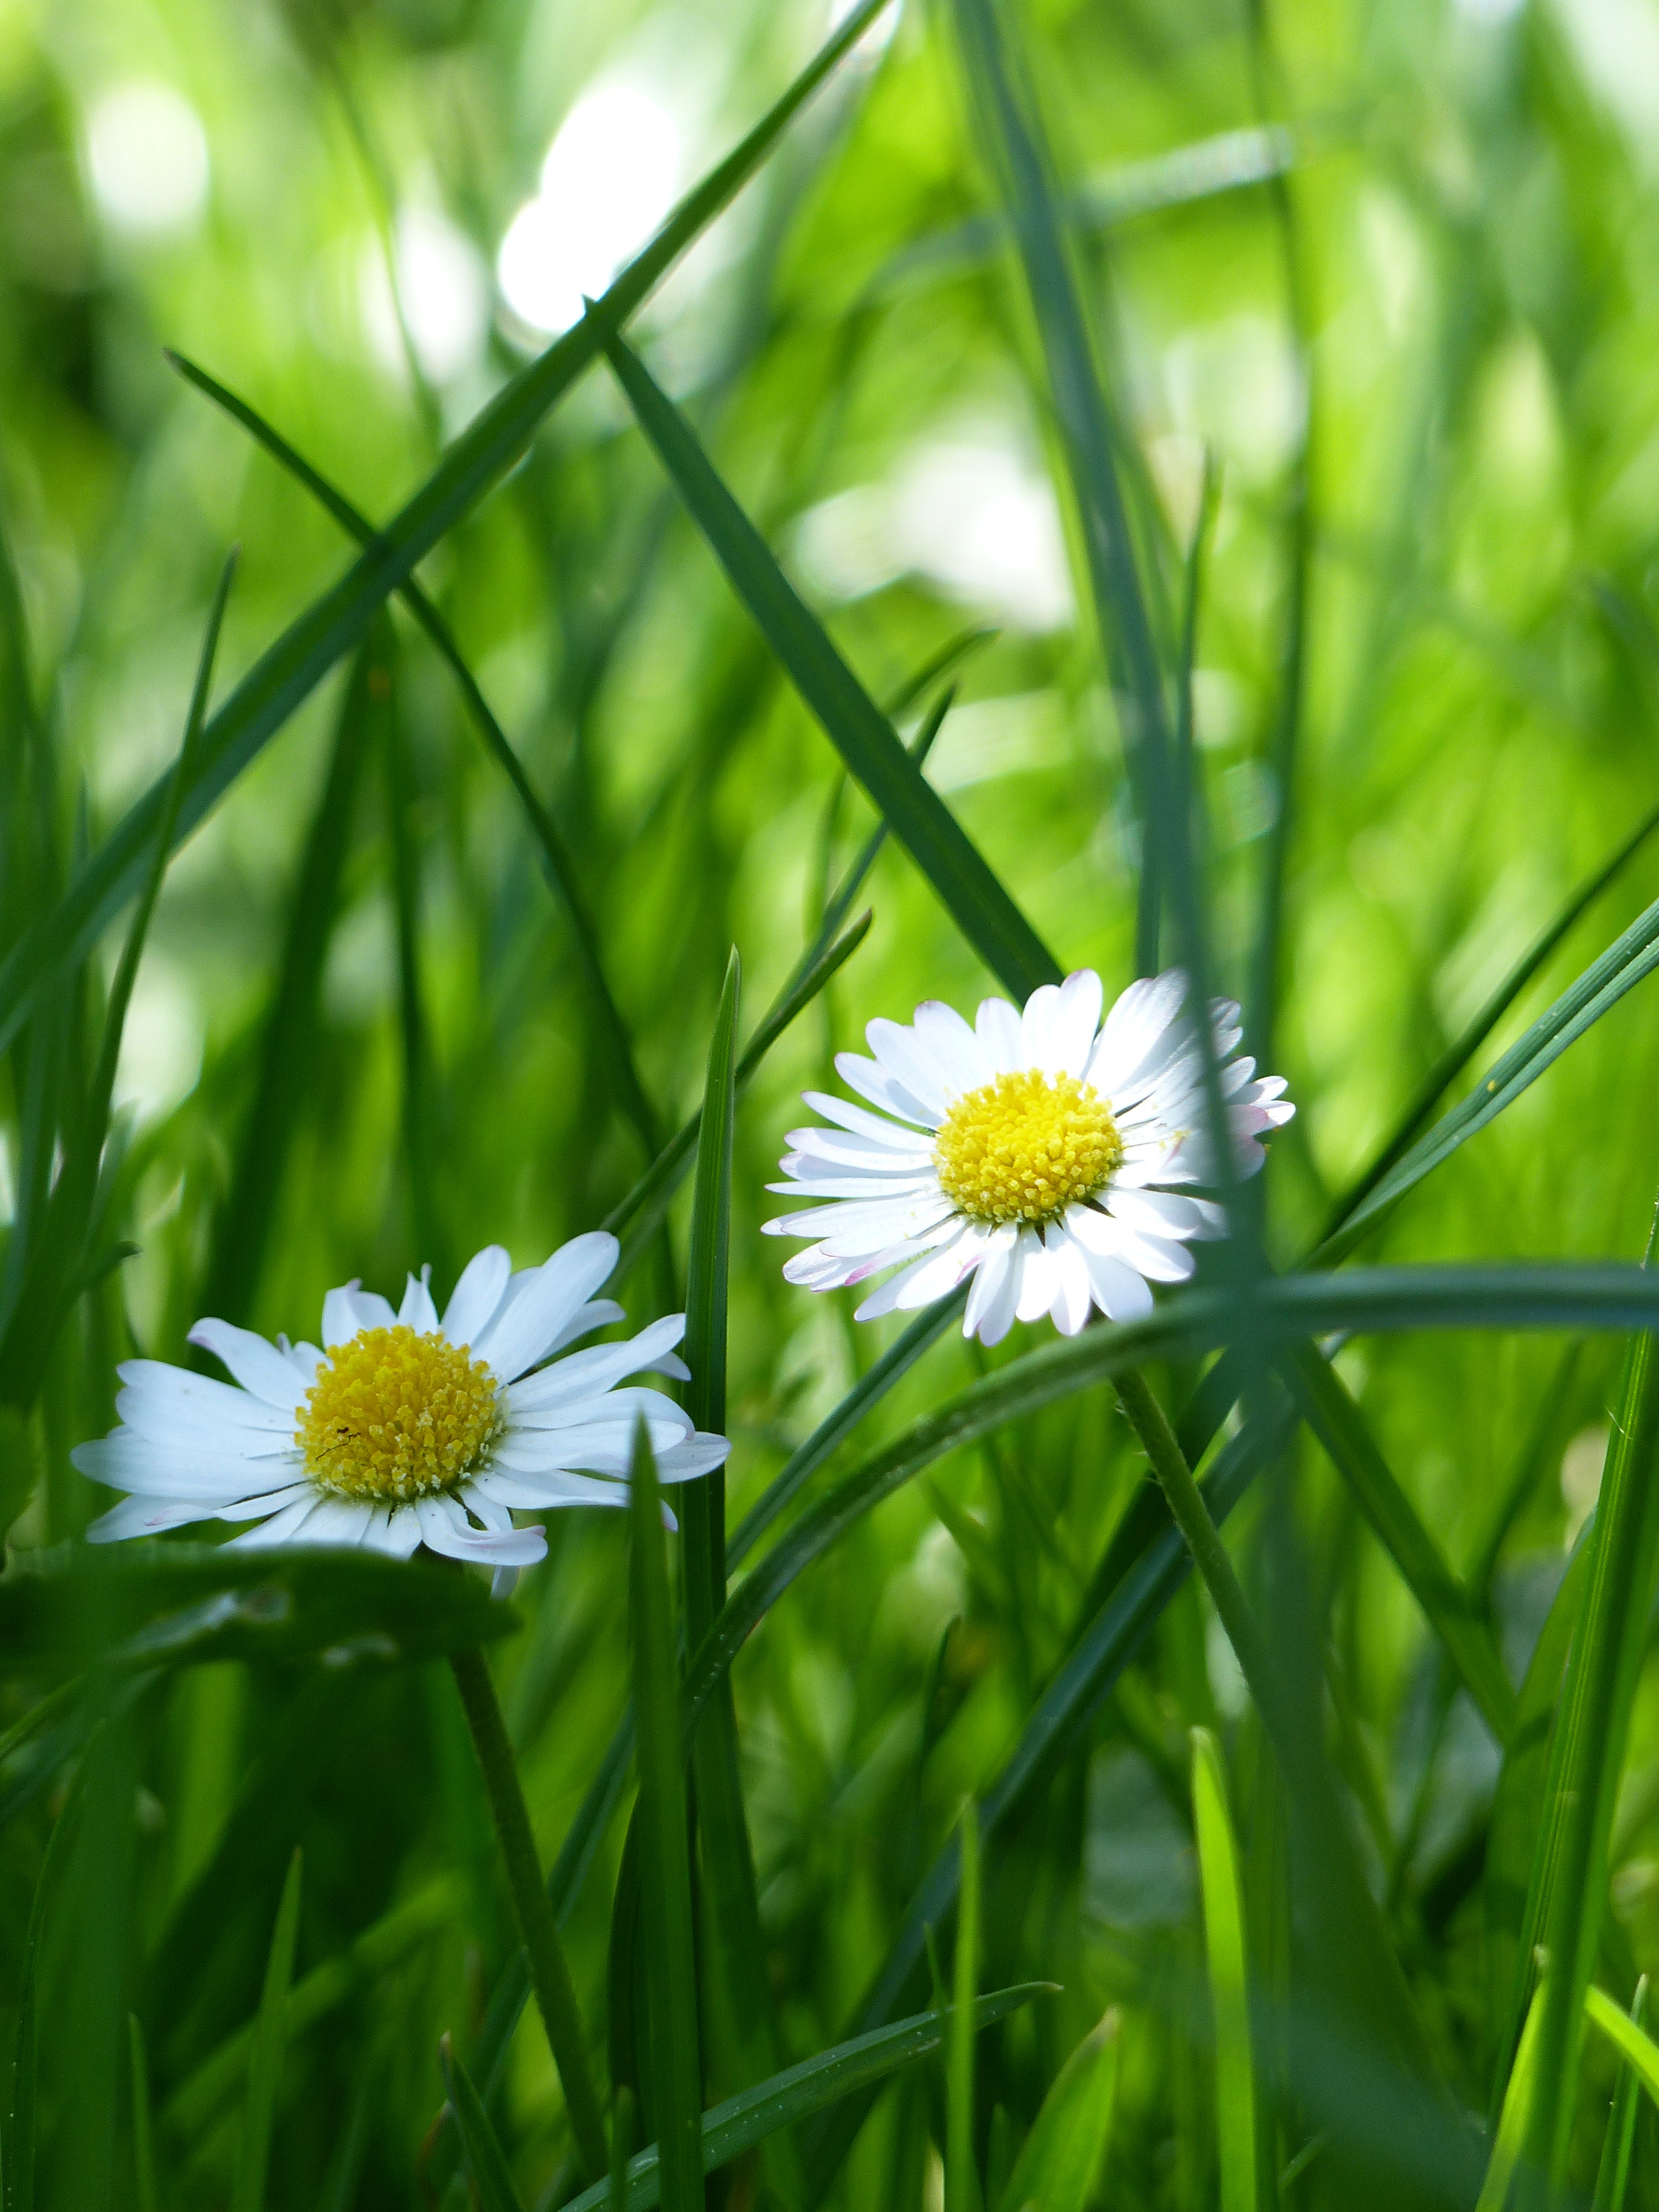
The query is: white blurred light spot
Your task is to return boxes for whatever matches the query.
[86,82,209,239]
[498,85,682,337]
[361,208,488,385]
[114,963,203,1123]
[793,434,1072,633]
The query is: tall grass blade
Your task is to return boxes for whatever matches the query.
[1521,1271,1659,2188]
[602,328,1059,1002]
[628,1426,705,2212]
[439,2033,528,2212]
[129,2013,159,2212]
[558,1986,1050,2212]
[1475,1983,1545,2212]
[2,1739,93,2212]
[994,2010,1118,2212]
[1282,1344,1515,1738]
[230,1846,302,2212]
[946,1802,981,2212]
[1191,1729,1258,2212]
[1590,1979,1646,2211]
[0,0,895,1060]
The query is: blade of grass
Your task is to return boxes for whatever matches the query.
[559,1985,1050,2212]
[1521,1229,1659,2190]
[1281,1343,1515,1739]
[1191,1729,1258,2212]
[1476,1983,1545,2212]
[994,2010,1119,2212]
[129,2015,158,2212]
[382,634,444,1271]
[946,1803,981,2212]
[198,630,382,1324]
[165,350,661,1156]
[1590,1980,1647,2212]
[1583,1980,1659,2110]
[1323,797,1659,1245]
[2,1734,94,2212]
[602,328,1059,1003]
[948,0,1173,975]
[447,1645,608,2183]
[230,1846,302,2212]
[0,0,895,1062]
[440,2034,529,2212]
[629,1425,705,2212]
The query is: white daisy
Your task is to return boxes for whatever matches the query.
[72,1231,728,1578]
[764,969,1293,1347]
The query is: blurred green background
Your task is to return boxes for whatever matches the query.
[8,0,1659,2201]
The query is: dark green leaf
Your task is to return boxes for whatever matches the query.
[231,1847,302,2212]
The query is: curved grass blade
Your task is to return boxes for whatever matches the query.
[995,2010,1119,2212]
[1320,890,1659,1260]
[1590,1979,1647,2211]
[948,0,1172,974]
[165,351,661,1157]
[1281,1343,1515,1739]
[946,1804,980,2212]
[629,1427,704,2212]
[559,1985,1050,2212]
[230,1846,302,2212]
[1475,1982,1545,2212]
[0,0,895,1063]
[1191,1730,1258,2212]
[1521,1295,1659,2189]
[439,2034,528,2212]
[1324,796,1659,1244]
[1583,1980,1659,2111]
[601,328,1059,1003]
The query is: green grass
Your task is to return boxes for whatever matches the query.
[9,0,1659,2205]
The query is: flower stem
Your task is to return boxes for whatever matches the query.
[447,1645,609,2182]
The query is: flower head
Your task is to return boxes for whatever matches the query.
[73,1232,728,1579]
[764,969,1292,1347]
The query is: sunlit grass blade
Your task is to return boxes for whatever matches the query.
[628,1425,705,2212]
[198,631,380,1324]
[948,0,1173,973]
[607,910,870,1262]
[946,1803,981,2212]
[602,328,1059,1001]
[230,1845,302,2212]
[558,1985,1050,2212]
[994,2010,1118,2212]
[439,2034,528,2212]
[803,1402,1291,2198]
[1319,892,1659,1259]
[1191,1730,1258,2212]
[1475,1982,1544,2212]
[1323,796,1659,1245]
[812,682,956,956]
[1590,1979,1646,2211]
[130,2014,159,2212]
[1282,1344,1515,1739]
[1521,1292,1659,2188]
[382,632,445,1270]
[165,349,661,1156]
[0,0,895,1061]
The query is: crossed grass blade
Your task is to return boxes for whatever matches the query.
[0,0,895,1062]
[1590,1980,1647,2211]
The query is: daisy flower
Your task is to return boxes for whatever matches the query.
[764,969,1293,1347]
[72,1231,728,1579]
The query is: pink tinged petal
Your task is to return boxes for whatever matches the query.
[975,995,1024,1071]
[399,1269,439,1333]
[834,1052,939,1128]
[911,1000,994,1096]
[800,1091,928,1149]
[507,1315,686,1415]
[1077,1243,1155,1322]
[1014,1230,1061,1324]
[865,1017,954,1117]
[188,1319,310,1411]
[441,1244,512,1347]
[1050,971,1104,1078]
[545,1300,626,1357]
[472,1232,619,1382]
[1044,1226,1093,1335]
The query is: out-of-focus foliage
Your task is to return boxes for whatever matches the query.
[7,0,1659,2203]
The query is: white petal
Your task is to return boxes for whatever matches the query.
[229,1495,327,1548]
[472,1232,619,1382]
[442,1245,513,1348]
[321,1283,398,1349]
[545,1299,627,1356]
[1045,1227,1093,1335]
[295,1498,375,1546]
[655,1431,731,1483]
[115,1359,295,1434]
[911,1000,994,1097]
[1076,1241,1154,1322]
[1019,984,1066,1074]
[770,1168,942,1202]
[853,1230,974,1322]
[399,1268,439,1334]
[865,1016,953,1117]
[506,1316,687,1415]
[1087,971,1187,1097]
[975,995,1024,1072]
[800,1091,930,1149]
[87,1494,217,1542]
[187,1319,310,1411]
[1106,1187,1224,1240]
[784,1126,936,1171]
[1050,971,1104,1078]
[474,1468,630,1510]
[1014,1230,1060,1323]
[962,1230,1018,1344]
[506,1384,695,1437]
[834,1051,939,1128]
[71,1433,304,1499]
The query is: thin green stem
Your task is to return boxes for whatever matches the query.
[447,1646,608,2183]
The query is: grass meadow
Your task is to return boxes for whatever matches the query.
[6,0,1659,2205]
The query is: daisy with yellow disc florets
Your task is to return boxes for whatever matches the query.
[765,969,1292,1346]
[73,1232,727,1573]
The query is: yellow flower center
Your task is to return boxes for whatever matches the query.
[297,1325,502,1503]
[933,1070,1121,1228]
